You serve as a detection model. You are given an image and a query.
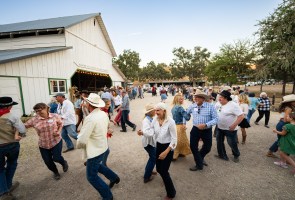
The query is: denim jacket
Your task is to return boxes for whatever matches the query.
[171,105,191,124]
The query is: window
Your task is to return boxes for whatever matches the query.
[49,79,67,94]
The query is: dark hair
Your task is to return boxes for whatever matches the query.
[249,92,255,97]
[279,102,295,113]
[102,98,110,103]
[289,112,295,120]
[33,103,49,111]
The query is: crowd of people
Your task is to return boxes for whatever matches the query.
[0,84,295,200]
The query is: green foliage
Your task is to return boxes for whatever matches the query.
[112,49,141,81]
[139,62,170,81]
[256,0,295,94]
[205,39,257,86]
[170,46,210,85]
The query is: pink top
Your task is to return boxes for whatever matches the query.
[25,113,63,149]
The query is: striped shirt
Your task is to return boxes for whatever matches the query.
[186,102,218,128]
[25,113,63,149]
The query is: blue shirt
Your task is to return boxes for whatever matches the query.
[186,102,218,128]
[249,97,259,110]
[101,92,112,101]
[171,105,191,124]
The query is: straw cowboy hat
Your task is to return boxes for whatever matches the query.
[85,93,105,108]
[193,89,209,100]
[281,94,295,104]
[222,86,232,91]
[144,103,155,114]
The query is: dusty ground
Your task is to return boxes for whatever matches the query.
[13,94,295,200]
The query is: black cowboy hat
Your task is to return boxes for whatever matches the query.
[0,97,18,108]
[219,90,232,101]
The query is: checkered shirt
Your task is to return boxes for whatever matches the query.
[257,97,271,111]
[25,113,63,149]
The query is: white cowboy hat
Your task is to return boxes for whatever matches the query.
[222,86,232,91]
[281,94,295,104]
[85,93,105,108]
[155,102,167,110]
[144,103,155,114]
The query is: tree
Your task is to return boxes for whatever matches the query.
[205,39,257,86]
[256,0,295,95]
[139,62,171,82]
[113,49,141,81]
[170,46,210,86]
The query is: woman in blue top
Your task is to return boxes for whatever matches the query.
[171,94,191,160]
[247,92,259,123]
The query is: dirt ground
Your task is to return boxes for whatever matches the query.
[12,94,295,200]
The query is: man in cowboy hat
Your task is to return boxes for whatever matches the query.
[55,93,78,153]
[186,90,218,171]
[77,93,120,200]
[215,90,244,162]
[0,97,26,200]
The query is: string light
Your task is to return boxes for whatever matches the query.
[77,69,110,77]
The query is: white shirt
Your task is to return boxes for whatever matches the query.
[57,99,76,126]
[215,101,243,131]
[141,116,156,147]
[151,116,177,150]
[77,108,109,159]
[239,103,249,116]
[114,95,122,106]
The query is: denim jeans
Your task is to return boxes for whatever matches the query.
[0,142,20,195]
[246,109,256,123]
[216,129,240,158]
[86,151,119,200]
[121,110,135,131]
[156,143,176,198]
[269,120,285,152]
[62,124,78,149]
[39,140,66,174]
[144,145,156,180]
[101,148,110,166]
[190,126,212,169]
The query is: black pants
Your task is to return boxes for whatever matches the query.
[190,126,212,169]
[156,143,176,198]
[255,110,270,125]
[39,140,66,174]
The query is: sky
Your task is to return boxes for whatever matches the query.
[0,0,282,66]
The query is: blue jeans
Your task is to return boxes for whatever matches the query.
[269,120,285,153]
[62,124,78,149]
[101,148,110,166]
[0,142,20,195]
[190,126,212,169]
[216,129,240,158]
[144,145,156,180]
[247,109,256,123]
[39,140,66,174]
[86,151,119,200]
[121,110,135,131]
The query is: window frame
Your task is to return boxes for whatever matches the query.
[48,78,67,95]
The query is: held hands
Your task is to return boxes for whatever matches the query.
[137,129,143,136]
[229,124,237,131]
[197,124,206,130]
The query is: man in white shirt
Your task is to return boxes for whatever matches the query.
[215,91,244,163]
[77,93,119,200]
[55,93,78,153]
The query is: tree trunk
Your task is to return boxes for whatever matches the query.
[282,79,286,96]
[260,82,263,92]
[292,80,295,94]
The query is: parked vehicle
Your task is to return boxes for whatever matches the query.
[245,82,256,87]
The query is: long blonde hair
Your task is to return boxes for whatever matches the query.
[239,94,250,105]
[172,94,183,106]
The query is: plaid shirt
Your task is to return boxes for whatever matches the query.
[257,97,271,111]
[25,113,63,149]
[186,102,218,128]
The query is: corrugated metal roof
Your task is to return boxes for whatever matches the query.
[0,13,99,33]
[0,46,72,64]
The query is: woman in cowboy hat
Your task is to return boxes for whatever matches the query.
[266,94,295,161]
[137,103,157,183]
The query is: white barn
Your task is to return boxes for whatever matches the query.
[0,13,126,117]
